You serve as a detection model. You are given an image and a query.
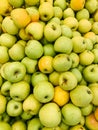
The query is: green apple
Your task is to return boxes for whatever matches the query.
[3,61,26,83]
[70,124,86,130]
[34,81,54,103]
[93,10,98,22]
[84,38,93,51]
[78,19,92,34]
[25,21,44,40]
[63,7,75,19]
[25,0,39,6]
[27,118,43,130]
[42,126,61,130]
[39,102,61,127]
[40,0,53,5]
[44,21,61,42]
[23,94,42,116]
[53,54,72,72]
[39,2,54,22]
[0,75,3,87]
[17,40,27,47]
[10,81,30,101]
[0,94,7,114]
[25,40,43,60]
[53,6,63,19]
[92,48,98,63]
[2,16,19,35]
[9,43,25,61]
[8,0,24,8]
[1,81,11,96]
[0,112,10,123]
[72,36,86,53]
[61,103,82,126]
[70,85,93,107]
[54,36,73,54]
[0,121,11,130]
[31,71,48,87]
[79,77,87,86]
[92,22,98,34]
[76,8,90,21]
[59,71,77,91]
[0,15,3,23]
[0,46,9,64]
[59,121,69,130]
[12,120,26,130]
[21,57,38,74]
[53,0,67,10]
[83,64,98,83]
[79,50,95,66]
[20,111,33,120]
[0,33,17,48]
[49,17,61,24]
[6,99,23,117]
[72,30,81,37]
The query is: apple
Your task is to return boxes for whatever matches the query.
[42,126,61,130]
[0,75,3,87]
[70,124,86,130]
[0,46,9,64]
[25,0,39,6]
[93,9,98,22]
[9,43,25,61]
[23,94,42,116]
[84,38,93,51]
[92,48,98,63]
[1,81,11,96]
[53,6,63,19]
[25,40,44,60]
[27,117,43,130]
[44,21,61,42]
[21,57,38,74]
[20,111,33,121]
[1,16,19,35]
[0,121,11,130]
[61,103,82,126]
[17,40,27,47]
[63,7,75,19]
[6,99,23,117]
[0,33,17,48]
[49,17,61,25]
[40,0,53,5]
[53,0,67,10]
[25,21,44,40]
[3,61,26,83]
[53,54,72,72]
[8,0,24,8]
[70,85,93,107]
[0,94,7,114]
[33,81,54,103]
[59,121,69,130]
[10,81,30,101]
[31,71,48,87]
[39,102,61,127]
[59,71,77,91]
[12,120,26,130]
[72,30,81,37]
[39,2,54,22]
[0,112,10,123]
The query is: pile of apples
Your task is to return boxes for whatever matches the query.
[1,0,98,129]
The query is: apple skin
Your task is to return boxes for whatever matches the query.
[0,94,7,114]
[12,120,26,130]
[53,6,63,19]
[20,111,33,121]
[8,0,24,8]
[70,124,86,130]
[1,81,11,96]
[92,48,98,63]
[63,7,75,19]
[25,0,39,6]
[53,0,67,10]
[0,121,11,130]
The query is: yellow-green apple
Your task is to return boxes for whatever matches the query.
[59,71,77,91]
[0,121,11,130]
[25,0,39,6]
[0,112,10,123]
[0,33,17,48]
[8,0,24,8]
[1,16,19,35]
[39,102,61,127]
[70,85,93,107]
[0,15,3,23]
[11,8,31,28]
[85,0,98,14]
[23,94,42,116]
[63,17,78,31]
[72,36,86,53]
[17,40,27,47]
[61,103,82,126]
[54,36,73,54]
[27,117,43,130]
[12,120,26,130]
[78,19,92,34]
[25,40,43,60]
[0,94,7,114]
[21,57,38,74]
[6,99,23,117]
[3,61,26,83]
[34,81,54,103]
[10,81,30,101]
[44,21,61,42]
[92,22,98,34]
[59,121,69,130]
[84,38,93,51]
[53,6,63,19]
[0,46,9,64]
[1,81,11,96]
[39,2,54,22]
[20,111,33,120]
[70,124,86,130]
[93,10,98,22]
[31,71,48,87]
[83,64,98,83]
[42,126,61,130]
[49,17,61,24]
[79,50,95,66]
[81,103,93,116]
[92,48,98,63]
[9,43,25,61]
[72,30,81,37]
[69,52,79,68]
[76,8,90,21]
[79,77,87,86]
[40,0,53,5]
[25,21,44,40]
[53,54,72,72]
[53,0,67,10]
[63,7,75,19]
[0,75,3,87]
[61,24,73,38]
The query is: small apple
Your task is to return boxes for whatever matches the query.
[25,0,39,6]
[12,120,26,130]
[8,0,24,8]
[72,30,81,37]
[84,38,93,51]
[39,102,61,127]
[10,81,30,101]
[1,81,11,96]
[92,22,98,34]
[59,71,77,91]
[49,17,61,25]
[63,7,75,19]
[0,121,11,130]
[0,94,7,114]
[6,99,23,117]
[40,0,53,5]
[70,124,86,130]
[59,121,69,130]
[42,126,61,130]
[20,111,33,120]
[53,0,67,10]
[93,9,98,22]
[0,112,10,123]
[92,48,98,63]
[53,6,63,19]
[0,75,3,87]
